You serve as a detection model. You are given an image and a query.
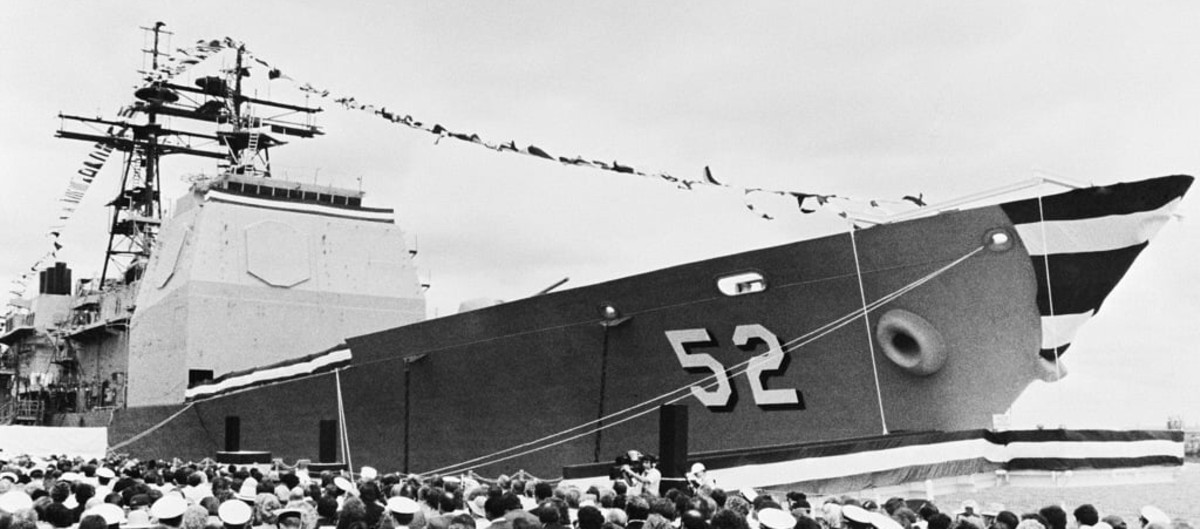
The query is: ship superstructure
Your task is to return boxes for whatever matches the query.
[1,24,425,422]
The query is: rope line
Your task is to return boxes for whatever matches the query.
[107,402,195,454]
[336,369,354,474]
[1037,193,1061,381]
[421,245,984,475]
[849,225,889,435]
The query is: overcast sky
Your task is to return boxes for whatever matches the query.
[2,2,1198,429]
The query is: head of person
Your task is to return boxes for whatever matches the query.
[993,512,1020,529]
[1074,506,1099,528]
[579,506,606,529]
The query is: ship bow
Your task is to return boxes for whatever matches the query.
[1000,174,1194,365]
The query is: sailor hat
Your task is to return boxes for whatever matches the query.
[740,487,758,501]
[96,467,117,480]
[842,505,873,525]
[275,508,306,524]
[235,478,259,501]
[0,472,17,483]
[61,471,83,482]
[219,499,253,525]
[387,496,420,515]
[1139,506,1169,525]
[334,476,357,495]
[86,503,127,526]
[360,467,378,481]
[758,508,797,529]
[0,490,34,513]
[150,495,189,520]
[870,512,904,529]
[123,510,154,529]
[467,496,487,518]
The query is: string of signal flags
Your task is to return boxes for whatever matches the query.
[9,33,928,301]
[175,37,928,222]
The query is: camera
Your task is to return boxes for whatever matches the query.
[608,450,645,480]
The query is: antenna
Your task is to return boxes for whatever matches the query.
[56,25,324,287]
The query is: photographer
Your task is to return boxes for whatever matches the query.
[611,451,662,497]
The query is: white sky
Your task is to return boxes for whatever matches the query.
[2,2,1198,429]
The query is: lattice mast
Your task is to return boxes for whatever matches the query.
[55,23,323,286]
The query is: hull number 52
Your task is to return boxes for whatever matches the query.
[665,324,803,410]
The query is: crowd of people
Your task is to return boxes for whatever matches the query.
[0,452,1191,529]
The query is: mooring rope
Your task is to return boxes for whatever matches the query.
[107,403,195,454]
[848,225,889,435]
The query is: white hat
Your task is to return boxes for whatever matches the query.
[959,500,979,514]
[360,467,378,481]
[0,490,34,513]
[758,508,797,529]
[870,512,904,529]
[0,472,17,483]
[467,496,487,518]
[843,505,872,525]
[236,478,259,501]
[740,488,758,501]
[123,510,154,529]
[61,472,83,483]
[1140,506,1169,525]
[334,477,357,495]
[96,467,117,480]
[86,503,127,526]
[387,496,420,515]
[219,500,253,525]
[150,495,188,520]
[690,463,706,474]
[275,508,306,524]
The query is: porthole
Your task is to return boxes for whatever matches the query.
[717,271,768,297]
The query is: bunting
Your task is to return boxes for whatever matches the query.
[8,33,927,302]
[145,35,926,221]
[8,109,130,300]
[221,43,924,221]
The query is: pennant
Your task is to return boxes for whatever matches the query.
[526,145,554,159]
[704,166,721,186]
[208,40,927,224]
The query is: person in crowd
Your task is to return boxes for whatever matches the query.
[626,495,651,529]
[387,496,422,529]
[1074,505,1099,529]
[1140,508,1171,529]
[1103,516,1128,529]
[686,464,715,493]
[992,512,1020,529]
[1038,506,1068,529]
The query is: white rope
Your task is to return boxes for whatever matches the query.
[107,403,195,454]
[848,226,889,435]
[335,369,353,473]
[1036,193,1064,428]
[422,246,983,475]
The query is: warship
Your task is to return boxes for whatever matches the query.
[0,27,1191,490]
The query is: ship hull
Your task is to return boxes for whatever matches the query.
[104,175,1192,478]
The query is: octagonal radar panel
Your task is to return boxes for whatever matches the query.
[245,220,310,287]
